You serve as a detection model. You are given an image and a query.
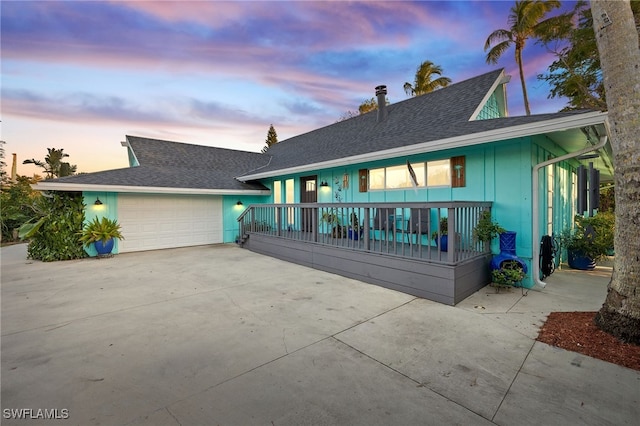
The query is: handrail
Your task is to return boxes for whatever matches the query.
[239,201,493,209]
[237,201,493,265]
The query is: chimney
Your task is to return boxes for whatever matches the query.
[375,85,387,122]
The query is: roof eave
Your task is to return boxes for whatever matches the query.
[238,111,608,181]
[32,182,271,196]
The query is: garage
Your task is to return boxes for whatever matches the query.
[117,194,223,253]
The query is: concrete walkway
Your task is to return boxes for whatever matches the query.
[1,244,638,425]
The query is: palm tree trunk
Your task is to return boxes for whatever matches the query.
[516,47,531,115]
[591,0,640,343]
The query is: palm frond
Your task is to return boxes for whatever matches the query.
[485,40,512,64]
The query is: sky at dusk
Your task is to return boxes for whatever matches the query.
[2,0,578,177]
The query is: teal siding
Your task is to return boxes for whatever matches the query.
[240,134,589,289]
[82,191,119,256]
[531,136,579,266]
[476,93,502,120]
[223,195,270,243]
[257,136,579,288]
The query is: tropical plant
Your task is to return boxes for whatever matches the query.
[18,192,86,261]
[484,0,562,115]
[23,147,77,179]
[321,209,345,238]
[591,0,640,343]
[349,212,360,232]
[537,1,639,112]
[261,124,278,153]
[537,1,606,111]
[491,260,527,287]
[79,217,124,246]
[0,175,41,242]
[559,213,614,262]
[403,60,451,97]
[431,217,448,240]
[473,210,505,245]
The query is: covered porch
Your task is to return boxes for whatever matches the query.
[238,202,494,305]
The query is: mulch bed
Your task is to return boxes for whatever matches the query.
[537,311,640,371]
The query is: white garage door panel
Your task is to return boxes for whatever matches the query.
[118,194,222,253]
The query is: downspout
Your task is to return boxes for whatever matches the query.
[531,127,609,290]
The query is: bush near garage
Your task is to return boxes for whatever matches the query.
[19,192,87,261]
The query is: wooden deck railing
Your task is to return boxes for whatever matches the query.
[238,202,493,265]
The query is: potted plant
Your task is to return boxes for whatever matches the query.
[560,212,614,270]
[321,209,345,238]
[491,260,526,291]
[473,210,505,250]
[432,217,449,251]
[79,216,124,256]
[347,212,362,240]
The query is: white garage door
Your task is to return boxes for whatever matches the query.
[117,194,222,253]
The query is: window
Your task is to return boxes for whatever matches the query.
[426,159,450,187]
[369,168,385,190]
[285,179,295,203]
[369,160,449,190]
[273,180,282,203]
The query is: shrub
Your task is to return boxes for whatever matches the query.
[492,260,526,287]
[473,210,505,244]
[1,176,41,242]
[19,192,87,261]
[559,212,614,262]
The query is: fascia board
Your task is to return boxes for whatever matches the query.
[32,182,270,196]
[122,137,140,166]
[238,111,607,181]
[468,70,506,120]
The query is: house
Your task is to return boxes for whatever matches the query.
[36,69,612,304]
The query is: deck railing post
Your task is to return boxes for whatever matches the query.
[250,208,256,232]
[364,208,370,250]
[447,207,455,263]
[276,206,282,237]
[313,207,318,242]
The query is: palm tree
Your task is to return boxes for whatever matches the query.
[23,148,77,179]
[484,0,561,115]
[591,0,640,343]
[403,61,451,96]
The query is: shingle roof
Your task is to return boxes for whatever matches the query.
[43,68,602,192]
[240,70,595,178]
[51,136,270,191]
[247,69,505,175]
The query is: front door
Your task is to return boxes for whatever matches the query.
[300,176,317,232]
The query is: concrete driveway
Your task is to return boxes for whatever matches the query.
[1,244,638,425]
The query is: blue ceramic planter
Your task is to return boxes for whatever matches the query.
[439,235,448,252]
[94,238,114,256]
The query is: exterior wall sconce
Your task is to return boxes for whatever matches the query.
[236,201,243,206]
[94,197,103,206]
[320,181,329,187]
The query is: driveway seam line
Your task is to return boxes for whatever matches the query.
[162,298,420,409]
[332,335,496,424]
[490,339,537,422]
